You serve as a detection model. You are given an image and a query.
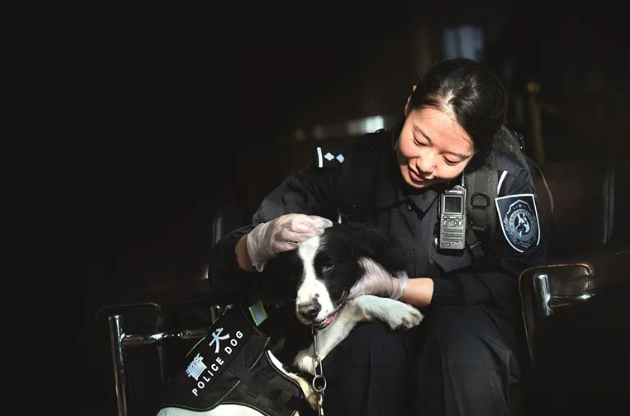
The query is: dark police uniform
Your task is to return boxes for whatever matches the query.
[209,123,548,416]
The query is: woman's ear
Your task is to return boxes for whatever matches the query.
[404,84,417,117]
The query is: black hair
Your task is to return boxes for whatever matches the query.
[408,58,508,160]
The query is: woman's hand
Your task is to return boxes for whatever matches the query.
[349,258,409,299]
[245,214,333,271]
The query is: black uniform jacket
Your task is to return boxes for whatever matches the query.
[209,127,548,324]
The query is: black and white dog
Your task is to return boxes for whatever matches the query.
[158,224,423,416]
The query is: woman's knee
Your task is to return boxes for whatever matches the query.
[420,306,511,368]
[323,321,409,369]
[321,322,412,415]
[424,306,499,339]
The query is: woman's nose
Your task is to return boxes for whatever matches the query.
[415,151,436,175]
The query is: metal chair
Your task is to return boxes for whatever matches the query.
[98,301,225,416]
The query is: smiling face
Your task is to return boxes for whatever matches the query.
[397,107,476,189]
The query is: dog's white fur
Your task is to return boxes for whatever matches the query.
[158,235,423,416]
[295,236,337,325]
[293,295,422,375]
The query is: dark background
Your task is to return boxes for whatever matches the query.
[83,1,628,414]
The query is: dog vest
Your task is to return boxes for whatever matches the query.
[160,305,312,416]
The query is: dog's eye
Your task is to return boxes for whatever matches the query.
[321,261,335,274]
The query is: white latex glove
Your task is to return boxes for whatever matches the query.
[349,257,409,299]
[246,214,333,271]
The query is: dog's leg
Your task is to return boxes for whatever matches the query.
[267,351,317,412]
[293,300,365,374]
[353,295,424,331]
[293,296,423,374]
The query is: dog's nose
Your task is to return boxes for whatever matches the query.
[297,302,321,320]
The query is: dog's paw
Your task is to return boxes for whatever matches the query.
[293,348,317,376]
[291,375,318,411]
[354,296,424,330]
[382,302,423,330]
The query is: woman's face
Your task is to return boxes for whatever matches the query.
[397,107,476,189]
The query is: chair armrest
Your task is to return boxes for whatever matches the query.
[519,245,630,359]
[97,301,226,416]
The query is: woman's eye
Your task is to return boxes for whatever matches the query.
[444,159,460,166]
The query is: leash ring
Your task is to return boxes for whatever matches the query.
[312,374,327,392]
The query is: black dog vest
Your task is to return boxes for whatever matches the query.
[160,305,312,416]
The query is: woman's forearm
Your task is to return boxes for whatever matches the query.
[235,234,255,272]
[400,277,434,308]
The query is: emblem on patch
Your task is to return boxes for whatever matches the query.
[495,193,540,252]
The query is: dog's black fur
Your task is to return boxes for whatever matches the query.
[258,223,410,369]
[156,223,419,416]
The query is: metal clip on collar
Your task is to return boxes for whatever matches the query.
[311,327,327,416]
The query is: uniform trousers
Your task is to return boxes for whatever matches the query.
[321,305,522,416]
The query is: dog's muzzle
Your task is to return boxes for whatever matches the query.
[311,290,349,330]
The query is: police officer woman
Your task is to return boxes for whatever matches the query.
[209,57,547,416]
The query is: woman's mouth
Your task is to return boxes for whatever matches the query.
[409,168,429,183]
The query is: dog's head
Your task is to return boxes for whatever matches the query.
[263,223,408,329]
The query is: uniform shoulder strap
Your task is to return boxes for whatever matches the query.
[465,127,538,260]
[465,157,498,259]
[335,129,389,221]
[465,127,522,258]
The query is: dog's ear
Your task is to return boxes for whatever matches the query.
[257,252,296,306]
[341,225,408,273]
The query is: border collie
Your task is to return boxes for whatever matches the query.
[158,224,423,416]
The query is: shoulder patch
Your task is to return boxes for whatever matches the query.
[495,193,540,252]
[313,146,345,168]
